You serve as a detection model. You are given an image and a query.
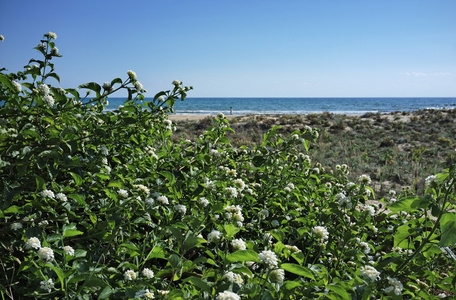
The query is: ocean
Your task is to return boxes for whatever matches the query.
[105,97,456,115]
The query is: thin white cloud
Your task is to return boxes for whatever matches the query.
[401,72,453,77]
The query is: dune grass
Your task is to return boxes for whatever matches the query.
[173,109,456,198]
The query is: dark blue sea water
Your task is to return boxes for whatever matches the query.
[106,97,456,115]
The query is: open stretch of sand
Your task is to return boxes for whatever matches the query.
[168,114,238,121]
[168,112,415,123]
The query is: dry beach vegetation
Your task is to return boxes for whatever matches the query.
[171,109,456,199]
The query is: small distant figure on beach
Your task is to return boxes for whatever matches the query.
[230,107,233,115]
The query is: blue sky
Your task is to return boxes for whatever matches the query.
[1,0,455,97]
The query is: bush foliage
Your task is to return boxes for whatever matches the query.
[1,33,456,299]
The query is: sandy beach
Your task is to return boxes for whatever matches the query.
[168,114,239,122]
[168,111,415,123]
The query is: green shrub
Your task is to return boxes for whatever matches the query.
[1,33,456,299]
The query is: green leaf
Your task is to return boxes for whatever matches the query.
[79,82,101,96]
[238,283,261,297]
[304,139,310,152]
[226,250,259,262]
[146,246,165,260]
[270,229,285,242]
[4,205,22,214]
[66,88,80,100]
[388,196,430,212]
[0,74,14,90]
[98,286,113,299]
[183,235,204,252]
[394,225,413,248]
[44,263,64,290]
[168,226,183,244]
[326,284,350,299]
[21,129,41,140]
[168,254,182,270]
[111,78,123,86]
[96,173,110,181]
[67,194,86,205]
[74,249,87,258]
[160,171,176,184]
[261,291,275,300]
[36,176,46,191]
[107,181,123,188]
[69,172,83,186]
[224,224,240,239]
[281,263,315,280]
[63,223,84,238]
[183,276,211,292]
[283,280,302,290]
[46,72,60,83]
[440,212,456,247]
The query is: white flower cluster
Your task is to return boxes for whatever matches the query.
[47,31,57,39]
[142,268,154,279]
[226,168,237,177]
[37,83,55,107]
[145,146,159,159]
[336,193,352,210]
[40,278,54,292]
[358,174,371,184]
[118,189,128,198]
[174,204,187,215]
[231,238,246,251]
[222,271,243,285]
[360,265,380,281]
[127,70,137,79]
[135,289,155,299]
[359,241,371,254]
[163,119,173,131]
[269,268,285,284]
[225,205,244,226]
[225,187,238,198]
[172,80,181,86]
[217,290,240,300]
[205,179,216,191]
[198,197,210,207]
[134,81,144,92]
[258,250,278,268]
[298,153,311,164]
[210,149,221,157]
[26,237,41,249]
[10,223,23,230]
[133,184,150,195]
[362,204,376,216]
[285,244,301,253]
[56,193,67,202]
[124,269,137,280]
[157,195,169,205]
[102,82,113,92]
[233,179,245,191]
[99,145,109,156]
[312,226,329,245]
[284,183,295,193]
[157,290,170,295]
[425,174,438,187]
[207,230,222,243]
[63,245,75,256]
[12,81,22,93]
[41,189,55,199]
[38,247,54,261]
[384,277,403,295]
